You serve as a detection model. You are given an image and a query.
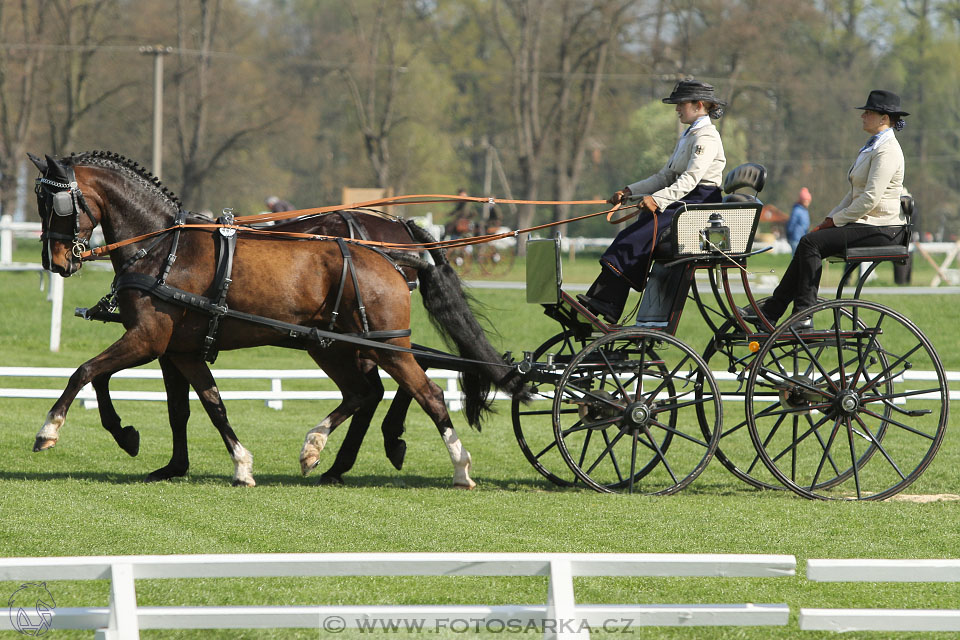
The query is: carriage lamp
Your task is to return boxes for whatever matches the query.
[700,212,730,252]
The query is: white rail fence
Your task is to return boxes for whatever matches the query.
[801,559,960,632]
[0,552,795,639]
[0,366,470,412]
[0,367,956,413]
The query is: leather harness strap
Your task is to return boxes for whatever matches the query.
[201,213,238,363]
[329,237,370,336]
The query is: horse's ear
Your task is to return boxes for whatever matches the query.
[27,153,47,174]
[44,154,68,181]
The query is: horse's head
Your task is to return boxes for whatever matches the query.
[28,153,101,276]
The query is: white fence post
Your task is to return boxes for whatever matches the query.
[105,563,140,640]
[0,213,12,264]
[546,559,587,639]
[49,274,64,352]
[267,377,283,410]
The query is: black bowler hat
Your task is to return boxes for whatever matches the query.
[856,90,909,117]
[662,80,726,106]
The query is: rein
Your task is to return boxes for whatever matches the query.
[76,195,629,261]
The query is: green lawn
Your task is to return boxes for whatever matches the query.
[1,239,959,639]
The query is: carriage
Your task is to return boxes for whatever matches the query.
[511,163,949,500]
[31,152,949,500]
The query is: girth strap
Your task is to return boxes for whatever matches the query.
[329,237,370,335]
[201,213,238,363]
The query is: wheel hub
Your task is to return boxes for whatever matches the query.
[779,375,819,410]
[576,389,622,426]
[625,401,651,426]
[837,390,860,415]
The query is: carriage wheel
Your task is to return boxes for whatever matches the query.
[476,244,515,277]
[745,299,948,500]
[700,321,788,491]
[512,331,588,487]
[701,303,869,492]
[448,246,472,275]
[553,328,721,495]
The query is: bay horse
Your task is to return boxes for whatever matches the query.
[30,151,526,487]
[89,210,445,484]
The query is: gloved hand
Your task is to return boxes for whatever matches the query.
[639,195,659,214]
[607,187,632,205]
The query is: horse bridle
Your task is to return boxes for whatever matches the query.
[35,164,99,260]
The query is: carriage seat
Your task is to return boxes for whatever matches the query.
[637,163,767,328]
[829,194,913,265]
[721,162,766,203]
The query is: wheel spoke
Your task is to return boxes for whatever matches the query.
[860,407,937,440]
[648,418,710,448]
[846,418,862,500]
[754,365,834,401]
[852,413,906,481]
[857,342,924,396]
[641,423,677,483]
[809,417,843,490]
[748,412,787,474]
[584,427,627,477]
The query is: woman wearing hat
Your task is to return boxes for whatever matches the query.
[742,89,910,329]
[578,79,727,323]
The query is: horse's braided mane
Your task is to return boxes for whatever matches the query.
[65,150,182,210]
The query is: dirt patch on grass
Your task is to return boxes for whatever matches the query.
[888,493,960,503]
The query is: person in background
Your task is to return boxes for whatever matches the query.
[742,90,910,329]
[786,187,811,253]
[444,188,477,239]
[265,195,295,213]
[577,79,727,324]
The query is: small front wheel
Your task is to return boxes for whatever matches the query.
[553,328,721,495]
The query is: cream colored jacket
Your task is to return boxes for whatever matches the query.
[627,121,725,210]
[829,132,905,226]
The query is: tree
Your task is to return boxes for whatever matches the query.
[552,1,638,235]
[170,0,284,207]
[0,1,51,219]
[43,0,134,155]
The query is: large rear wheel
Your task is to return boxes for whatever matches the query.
[745,300,948,500]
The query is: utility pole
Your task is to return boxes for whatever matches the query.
[139,45,173,180]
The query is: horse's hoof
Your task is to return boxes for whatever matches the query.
[33,437,57,452]
[231,477,256,487]
[386,439,406,471]
[300,453,321,476]
[120,426,140,457]
[318,474,344,486]
[144,466,188,482]
[454,481,477,490]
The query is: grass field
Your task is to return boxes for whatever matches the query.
[1,239,959,638]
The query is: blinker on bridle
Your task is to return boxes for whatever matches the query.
[36,165,98,259]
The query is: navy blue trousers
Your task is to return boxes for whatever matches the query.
[587,185,722,317]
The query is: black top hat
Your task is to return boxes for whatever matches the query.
[662,80,726,106]
[856,90,909,117]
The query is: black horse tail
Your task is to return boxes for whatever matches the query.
[393,222,530,429]
[402,218,448,267]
